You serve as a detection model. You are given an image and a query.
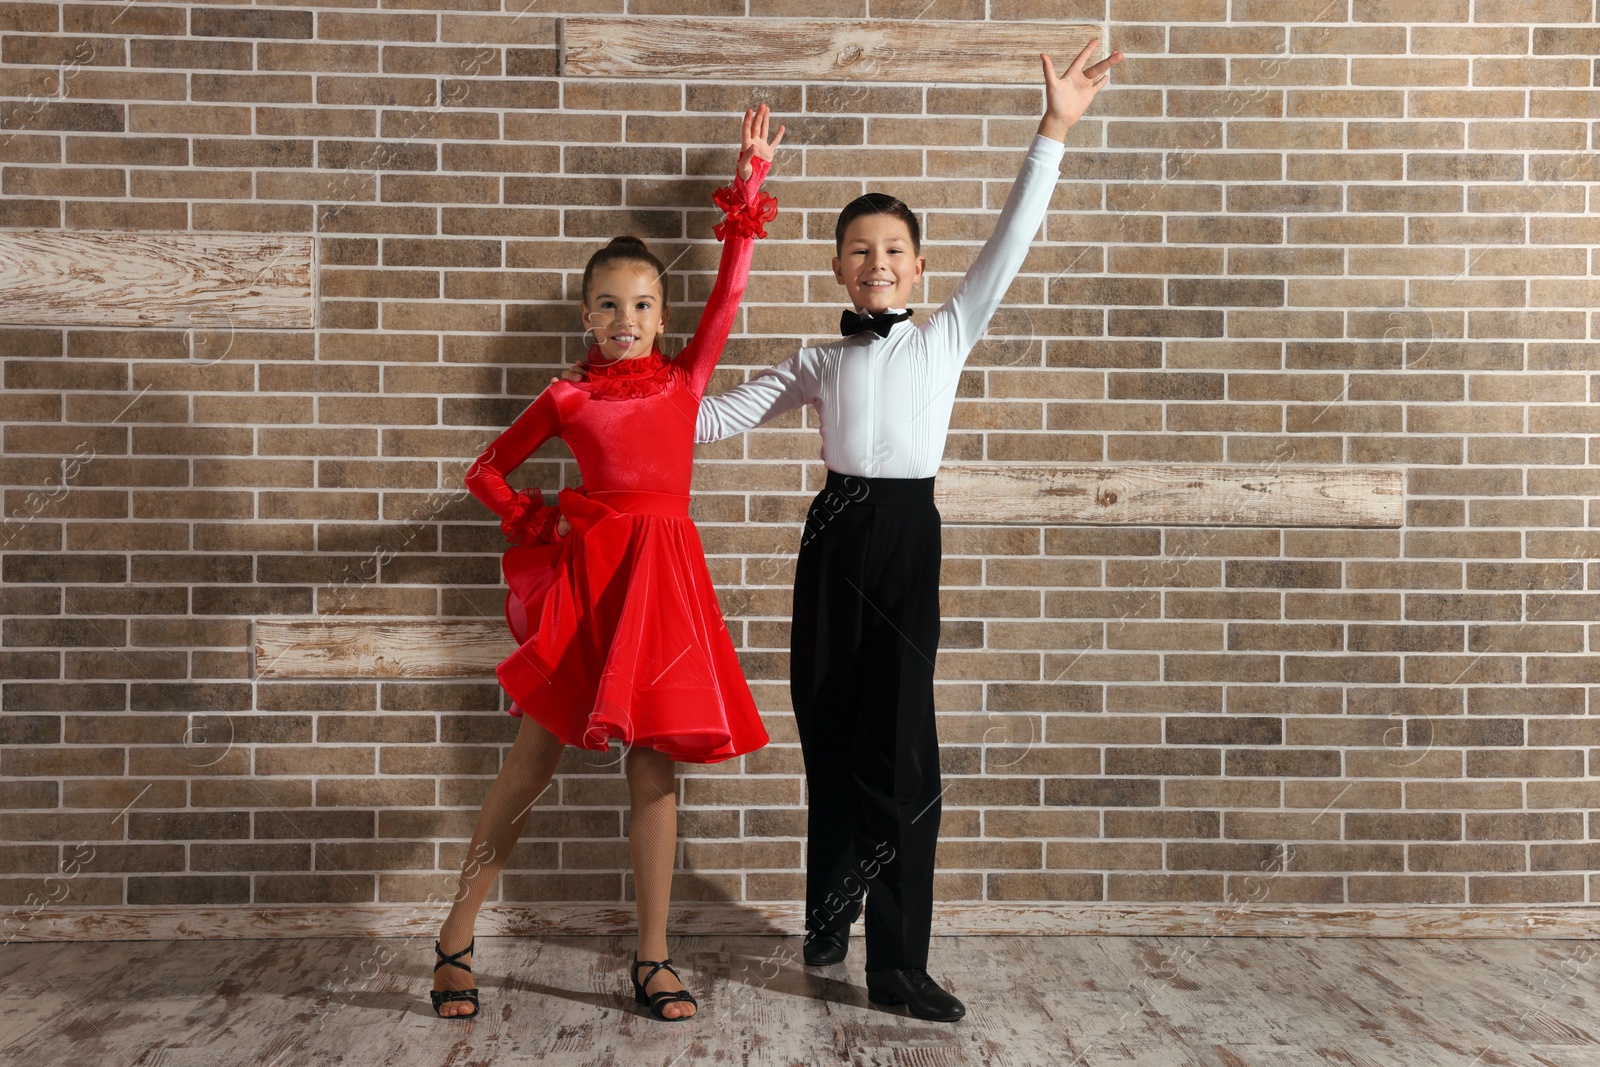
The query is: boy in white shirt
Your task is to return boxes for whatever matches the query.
[566,43,1121,1021]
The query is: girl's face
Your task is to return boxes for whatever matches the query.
[581,262,668,361]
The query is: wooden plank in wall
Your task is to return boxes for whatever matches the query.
[562,18,1106,84]
[0,230,314,329]
[932,464,1405,528]
[255,618,513,679]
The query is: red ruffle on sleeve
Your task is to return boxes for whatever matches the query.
[712,156,778,241]
[500,488,563,546]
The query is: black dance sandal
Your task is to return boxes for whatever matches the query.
[631,954,698,1021]
[430,936,479,1019]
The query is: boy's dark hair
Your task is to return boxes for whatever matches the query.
[581,235,668,307]
[834,193,921,254]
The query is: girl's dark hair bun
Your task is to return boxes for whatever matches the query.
[581,234,669,306]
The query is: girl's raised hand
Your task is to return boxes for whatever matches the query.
[1039,40,1124,141]
[737,103,785,181]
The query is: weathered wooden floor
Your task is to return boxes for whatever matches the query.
[1,934,1596,1066]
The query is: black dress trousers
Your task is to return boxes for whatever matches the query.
[790,468,943,971]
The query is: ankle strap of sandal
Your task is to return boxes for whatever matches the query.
[434,937,475,973]
[634,956,678,986]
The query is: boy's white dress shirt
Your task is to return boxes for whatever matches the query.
[694,134,1067,479]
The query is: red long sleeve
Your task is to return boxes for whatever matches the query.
[465,387,565,545]
[674,157,773,400]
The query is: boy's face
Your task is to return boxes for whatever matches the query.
[832,214,925,314]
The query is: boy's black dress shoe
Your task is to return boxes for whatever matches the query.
[802,897,864,966]
[864,967,965,1022]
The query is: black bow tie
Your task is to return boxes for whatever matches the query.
[840,308,912,338]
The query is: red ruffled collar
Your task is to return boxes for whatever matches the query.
[571,345,674,400]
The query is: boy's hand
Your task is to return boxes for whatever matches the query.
[1039,40,1123,142]
[557,515,570,537]
[548,364,589,387]
[737,103,785,181]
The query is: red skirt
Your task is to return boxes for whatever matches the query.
[497,486,768,764]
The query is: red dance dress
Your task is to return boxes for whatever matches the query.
[464,158,777,764]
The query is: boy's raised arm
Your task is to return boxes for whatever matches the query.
[923,42,1123,364]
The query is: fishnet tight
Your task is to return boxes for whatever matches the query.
[433,709,693,1017]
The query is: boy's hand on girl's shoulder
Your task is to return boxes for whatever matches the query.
[547,364,589,387]
[1038,39,1124,142]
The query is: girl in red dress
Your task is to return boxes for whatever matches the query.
[429,107,784,1022]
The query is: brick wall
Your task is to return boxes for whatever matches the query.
[2,1,1598,924]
